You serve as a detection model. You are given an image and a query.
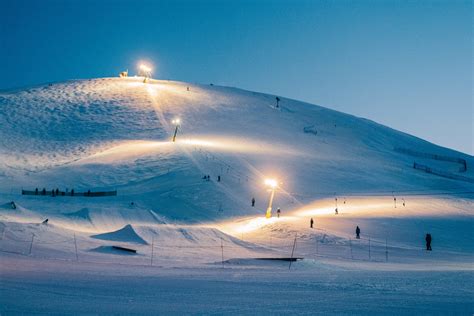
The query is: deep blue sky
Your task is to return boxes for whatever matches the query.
[1,0,472,154]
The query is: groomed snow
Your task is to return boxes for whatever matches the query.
[0,77,472,314]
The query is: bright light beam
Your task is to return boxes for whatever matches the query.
[265,178,278,218]
[138,63,153,82]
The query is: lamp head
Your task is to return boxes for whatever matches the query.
[265,178,278,189]
[172,118,181,125]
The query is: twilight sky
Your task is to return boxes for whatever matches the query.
[1,0,472,154]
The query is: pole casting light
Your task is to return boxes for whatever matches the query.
[265,178,278,218]
[138,63,153,82]
[172,118,181,142]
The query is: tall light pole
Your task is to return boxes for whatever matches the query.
[264,179,278,218]
[172,118,181,142]
[138,64,152,83]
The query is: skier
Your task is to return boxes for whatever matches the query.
[10,201,16,209]
[335,208,338,215]
[275,96,280,108]
[217,175,221,182]
[310,218,314,228]
[277,208,281,218]
[251,197,255,207]
[356,226,361,239]
[425,233,432,251]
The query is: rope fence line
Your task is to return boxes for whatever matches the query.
[0,226,438,269]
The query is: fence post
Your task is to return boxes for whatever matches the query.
[151,236,154,266]
[73,233,78,261]
[368,237,371,260]
[349,238,353,259]
[221,238,224,268]
[289,233,297,270]
[28,233,35,255]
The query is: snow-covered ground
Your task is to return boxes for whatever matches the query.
[0,77,472,314]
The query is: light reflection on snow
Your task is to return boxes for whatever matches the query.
[233,217,279,234]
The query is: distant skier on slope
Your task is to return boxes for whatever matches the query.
[251,197,255,207]
[356,226,360,239]
[425,233,432,251]
[277,208,281,218]
[310,218,314,228]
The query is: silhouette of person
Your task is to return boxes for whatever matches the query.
[425,233,432,251]
[310,218,314,228]
[251,197,255,207]
[356,226,361,239]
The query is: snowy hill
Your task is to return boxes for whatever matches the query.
[0,77,472,222]
[1,77,473,314]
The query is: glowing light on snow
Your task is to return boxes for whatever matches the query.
[137,62,153,81]
[180,139,216,147]
[234,217,279,234]
[146,84,158,96]
[265,178,278,188]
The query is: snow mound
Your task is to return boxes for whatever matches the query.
[64,208,92,222]
[91,224,148,245]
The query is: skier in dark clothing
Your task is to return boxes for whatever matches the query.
[217,175,221,182]
[251,197,255,207]
[277,208,281,218]
[425,233,432,251]
[10,201,16,209]
[356,226,361,239]
[310,218,314,228]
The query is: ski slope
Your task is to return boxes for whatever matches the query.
[0,77,472,314]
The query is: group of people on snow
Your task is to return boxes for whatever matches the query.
[34,187,77,196]
[202,175,221,182]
